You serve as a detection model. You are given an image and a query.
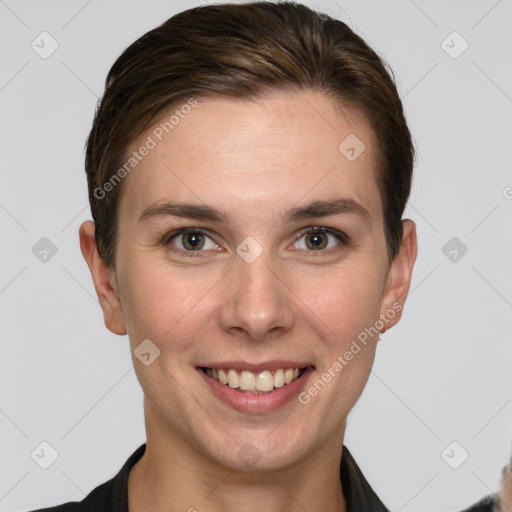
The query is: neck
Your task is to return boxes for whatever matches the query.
[128,403,347,512]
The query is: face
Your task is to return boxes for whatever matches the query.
[81,91,416,472]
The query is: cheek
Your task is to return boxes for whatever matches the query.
[293,262,385,339]
[292,263,384,404]
[118,256,208,345]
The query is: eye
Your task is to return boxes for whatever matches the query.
[162,226,348,256]
[292,227,348,252]
[164,228,219,254]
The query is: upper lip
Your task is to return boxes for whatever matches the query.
[198,360,314,372]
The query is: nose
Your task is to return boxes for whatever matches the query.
[219,247,295,342]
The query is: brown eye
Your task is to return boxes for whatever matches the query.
[294,227,348,252]
[165,228,218,253]
[181,232,205,250]
[304,231,328,250]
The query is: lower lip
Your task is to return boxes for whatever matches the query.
[197,366,315,413]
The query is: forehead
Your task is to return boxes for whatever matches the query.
[119,91,381,225]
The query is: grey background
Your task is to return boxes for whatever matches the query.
[1,0,511,511]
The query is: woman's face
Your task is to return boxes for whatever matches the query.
[87,91,416,471]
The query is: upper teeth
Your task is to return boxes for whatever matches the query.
[205,367,301,392]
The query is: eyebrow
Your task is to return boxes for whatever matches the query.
[138,198,371,225]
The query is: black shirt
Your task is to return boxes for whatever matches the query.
[460,494,498,512]
[27,443,390,512]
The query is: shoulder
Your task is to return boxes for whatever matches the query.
[460,494,498,512]
[24,443,146,512]
[24,502,80,512]
[22,480,112,512]
[341,445,390,512]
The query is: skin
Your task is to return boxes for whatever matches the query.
[80,91,417,512]
[499,464,512,512]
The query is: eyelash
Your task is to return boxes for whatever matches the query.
[162,226,349,257]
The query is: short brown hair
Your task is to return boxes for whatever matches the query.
[85,1,415,268]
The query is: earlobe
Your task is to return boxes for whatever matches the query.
[79,221,127,335]
[379,219,418,332]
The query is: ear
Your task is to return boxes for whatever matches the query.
[79,220,127,335]
[379,219,417,332]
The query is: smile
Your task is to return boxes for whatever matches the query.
[200,367,305,394]
[197,362,315,413]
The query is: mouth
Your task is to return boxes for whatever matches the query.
[197,362,315,413]
[198,366,309,394]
